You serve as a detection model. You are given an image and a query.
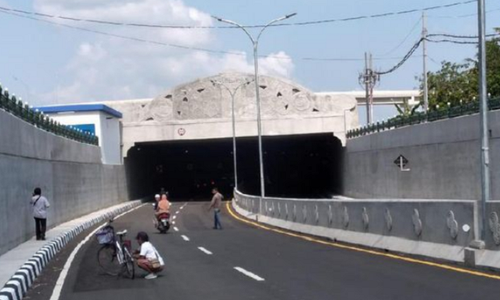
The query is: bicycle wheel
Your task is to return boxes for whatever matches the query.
[97,244,121,276]
[123,247,135,279]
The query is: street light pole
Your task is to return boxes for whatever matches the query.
[422,12,429,112]
[477,0,489,241]
[212,79,254,191]
[213,13,297,200]
[343,107,355,135]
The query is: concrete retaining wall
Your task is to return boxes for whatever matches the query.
[343,110,500,200]
[486,201,500,251]
[234,190,483,263]
[0,109,128,256]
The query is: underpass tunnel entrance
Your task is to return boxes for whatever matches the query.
[125,133,343,201]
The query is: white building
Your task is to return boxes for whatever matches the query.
[37,104,123,165]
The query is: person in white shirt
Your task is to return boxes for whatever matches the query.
[133,231,164,279]
[30,187,50,241]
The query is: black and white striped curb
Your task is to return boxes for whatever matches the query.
[0,201,141,300]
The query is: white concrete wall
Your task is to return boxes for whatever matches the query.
[0,109,129,256]
[49,111,122,164]
[98,114,122,165]
[343,110,500,201]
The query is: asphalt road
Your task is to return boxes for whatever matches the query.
[49,202,499,300]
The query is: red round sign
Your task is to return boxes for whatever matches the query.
[178,128,186,136]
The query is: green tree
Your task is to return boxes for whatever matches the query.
[427,61,476,109]
[420,28,500,111]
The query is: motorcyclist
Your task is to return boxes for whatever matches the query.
[153,194,160,211]
[155,193,171,221]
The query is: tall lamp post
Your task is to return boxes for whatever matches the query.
[213,13,297,201]
[477,0,489,242]
[211,78,254,191]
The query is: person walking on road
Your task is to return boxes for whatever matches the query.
[134,232,164,279]
[208,187,223,230]
[30,187,50,240]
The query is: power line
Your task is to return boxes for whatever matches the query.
[428,7,500,18]
[0,0,477,29]
[0,9,427,64]
[0,9,245,56]
[378,17,421,57]
[427,32,500,39]
[374,31,500,75]
[427,38,479,45]
[375,38,425,75]
[302,56,422,62]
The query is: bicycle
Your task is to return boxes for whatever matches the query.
[96,219,135,279]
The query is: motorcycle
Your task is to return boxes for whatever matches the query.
[155,212,171,234]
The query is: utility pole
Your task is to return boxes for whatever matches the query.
[368,52,375,123]
[364,52,370,124]
[422,12,429,111]
[360,52,378,124]
[478,0,489,242]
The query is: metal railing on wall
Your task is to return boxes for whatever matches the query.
[347,97,500,139]
[0,84,98,146]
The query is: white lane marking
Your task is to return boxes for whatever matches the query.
[198,247,213,255]
[234,267,265,281]
[172,221,176,225]
[175,211,180,215]
[173,215,177,220]
[49,204,145,300]
[174,227,179,232]
[181,235,190,241]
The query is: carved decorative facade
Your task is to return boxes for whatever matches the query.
[113,72,356,123]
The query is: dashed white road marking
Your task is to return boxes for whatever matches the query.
[181,235,190,241]
[198,247,213,255]
[172,221,176,225]
[173,215,177,220]
[175,211,180,215]
[234,267,265,281]
[174,227,179,232]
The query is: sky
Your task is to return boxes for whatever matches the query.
[0,0,498,124]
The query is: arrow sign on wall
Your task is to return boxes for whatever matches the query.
[394,155,409,169]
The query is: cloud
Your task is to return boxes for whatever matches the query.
[34,0,295,104]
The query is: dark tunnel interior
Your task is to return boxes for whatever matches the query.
[125,133,343,201]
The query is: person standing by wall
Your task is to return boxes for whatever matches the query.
[208,187,223,230]
[30,187,50,240]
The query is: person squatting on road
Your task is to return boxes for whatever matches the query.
[30,187,50,241]
[134,231,164,279]
[208,187,223,230]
